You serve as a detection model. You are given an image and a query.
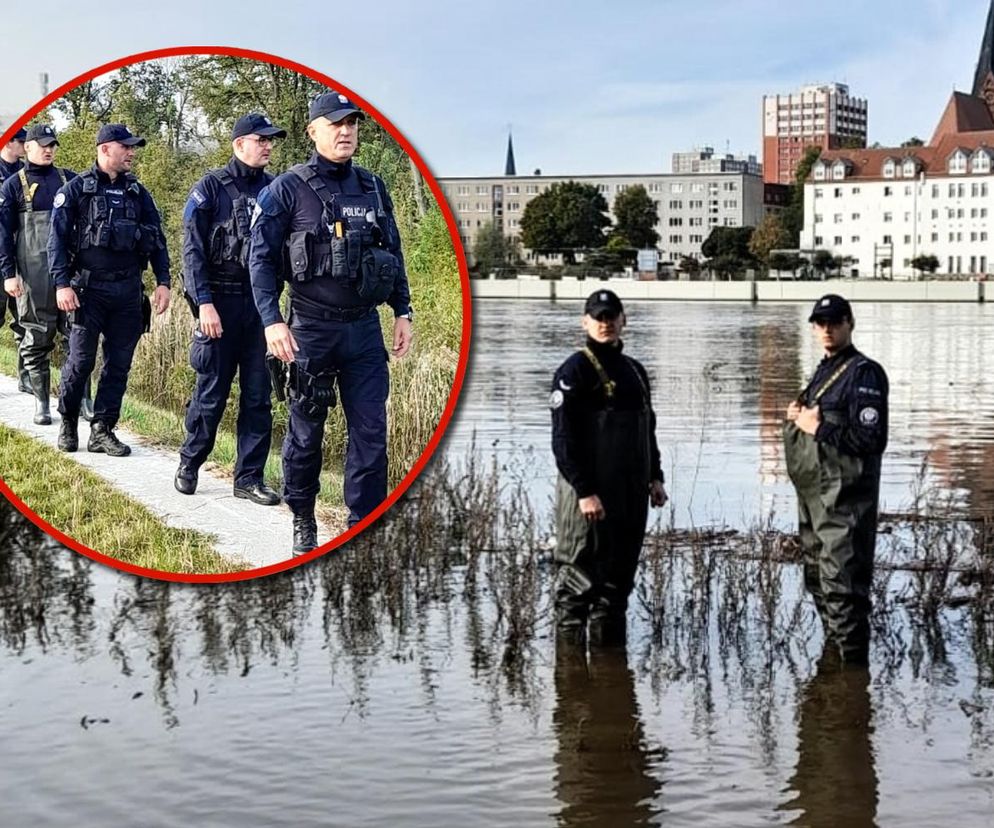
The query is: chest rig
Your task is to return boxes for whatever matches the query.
[286,164,400,304]
[206,168,256,275]
[17,167,67,213]
[76,170,160,255]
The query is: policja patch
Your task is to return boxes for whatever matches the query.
[859,407,879,425]
[52,193,65,208]
[549,389,564,409]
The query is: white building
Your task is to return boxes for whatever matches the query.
[802,93,994,278]
[439,171,780,266]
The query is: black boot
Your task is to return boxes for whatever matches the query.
[17,353,31,394]
[58,414,78,452]
[29,370,52,426]
[174,463,198,495]
[87,421,131,457]
[80,376,94,422]
[292,512,318,557]
[234,481,281,506]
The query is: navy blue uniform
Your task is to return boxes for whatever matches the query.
[0,156,22,182]
[179,157,273,486]
[250,153,411,525]
[0,162,76,276]
[48,164,170,427]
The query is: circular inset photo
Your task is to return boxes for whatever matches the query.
[0,47,470,581]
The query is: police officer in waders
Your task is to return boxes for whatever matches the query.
[784,294,888,667]
[174,113,287,503]
[249,91,413,556]
[48,124,171,456]
[1,126,28,391]
[551,290,667,644]
[0,125,78,425]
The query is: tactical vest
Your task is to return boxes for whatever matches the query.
[17,167,68,213]
[76,170,162,256]
[285,164,400,304]
[206,168,255,276]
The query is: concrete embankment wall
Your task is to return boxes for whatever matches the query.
[471,277,986,304]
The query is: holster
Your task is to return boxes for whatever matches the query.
[267,354,289,402]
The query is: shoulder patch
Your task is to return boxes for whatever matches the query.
[0,196,5,207]
[53,193,66,208]
[250,201,263,228]
[190,189,206,205]
[549,389,564,409]
[859,407,880,426]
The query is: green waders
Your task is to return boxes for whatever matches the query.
[554,406,652,635]
[784,419,880,663]
[14,189,60,424]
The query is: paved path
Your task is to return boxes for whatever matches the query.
[0,374,333,569]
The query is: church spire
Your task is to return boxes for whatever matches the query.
[973,0,994,104]
[504,130,516,176]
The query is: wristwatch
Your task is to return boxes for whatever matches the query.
[397,308,414,322]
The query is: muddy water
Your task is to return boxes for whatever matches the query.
[2,300,994,826]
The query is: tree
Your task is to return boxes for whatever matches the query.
[781,145,823,244]
[701,226,755,262]
[748,213,792,264]
[710,254,744,280]
[911,254,940,277]
[768,252,801,274]
[520,181,610,263]
[678,256,701,278]
[612,185,659,248]
[901,136,925,147]
[472,221,511,274]
[811,249,835,276]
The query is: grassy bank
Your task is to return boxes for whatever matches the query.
[0,423,242,574]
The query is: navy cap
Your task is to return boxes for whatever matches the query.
[9,127,26,142]
[808,294,853,322]
[308,91,365,124]
[96,124,146,147]
[584,289,624,318]
[231,112,287,140]
[25,124,58,146]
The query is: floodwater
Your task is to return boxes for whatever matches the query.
[2,300,994,827]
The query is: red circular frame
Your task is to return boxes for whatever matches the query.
[0,45,472,583]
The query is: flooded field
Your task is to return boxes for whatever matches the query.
[3,300,994,826]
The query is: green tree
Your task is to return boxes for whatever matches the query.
[911,253,940,276]
[748,213,792,264]
[781,145,823,244]
[701,226,755,262]
[710,253,744,280]
[472,221,511,274]
[612,185,659,248]
[768,252,801,274]
[520,181,610,263]
[901,136,925,147]
[678,255,701,278]
[811,249,835,276]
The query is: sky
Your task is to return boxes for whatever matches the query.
[0,0,989,177]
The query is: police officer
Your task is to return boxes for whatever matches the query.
[49,123,171,456]
[551,290,667,642]
[174,113,287,504]
[0,125,76,424]
[0,127,26,180]
[250,90,413,555]
[784,294,888,666]
[1,126,28,391]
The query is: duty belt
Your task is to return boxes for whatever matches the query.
[81,267,141,283]
[208,280,246,296]
[291,292,375,322]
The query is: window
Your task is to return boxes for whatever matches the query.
[834,187,843,197]
[973,151,992,173]
[949,151,967,174]
[852,187,860,195]
[723,181,738,191]
[668,217,683,226]
[883,159,896,178]
[616,184,628,193]
[902,160,917,178]
[832,162,846,180]
[691,183,704,193]
[669,200,683,209]
[948,183,957,198]
[904,212,911,222]
[904,235,912,244]
[904,186,913,196]
[526,185,538,194]
[931,233,939,242]
[883,235,892,244]
[507,202,520,212]
[814,214,824,223]
[669,234,683,243]
[813,163,826,181]
[507,185,519,195]
[477,186,489,195]
[932,184,940,198]
[689,234,703,243]
[883,186,893,196]
[814,236,823,245]
[883,212,892,223]
[457,186,469,196]
[814,188,823,199]
[851,235,860,243]
[671,183,684,193]
[689,217,703,226]
[834,236,843,245]
[931,209,939,219]
[851,212,861,221]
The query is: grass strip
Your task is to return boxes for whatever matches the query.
[0,423,245,574]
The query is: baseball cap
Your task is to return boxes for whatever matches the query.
[9,127,26,142]
[231,113,287,140]
[25,124,58,146]
[308,91,365,124]
[584,289,624,318]
[96,124,146,147]
[808,293,853,322]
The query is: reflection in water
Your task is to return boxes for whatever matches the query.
[781,656,878,827]
[553,641,663,827]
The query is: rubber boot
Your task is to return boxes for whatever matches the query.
[80,376,95,423]
[29,370,51,425]
[17,352,31,394]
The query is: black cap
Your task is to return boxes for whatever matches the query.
[9,127,26,142]
[25,124,58,146]
[584,289,624,318]
[96,124,146,147]
[231,112,287,140]
[308,91,365,124]
[808,293,853,322]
